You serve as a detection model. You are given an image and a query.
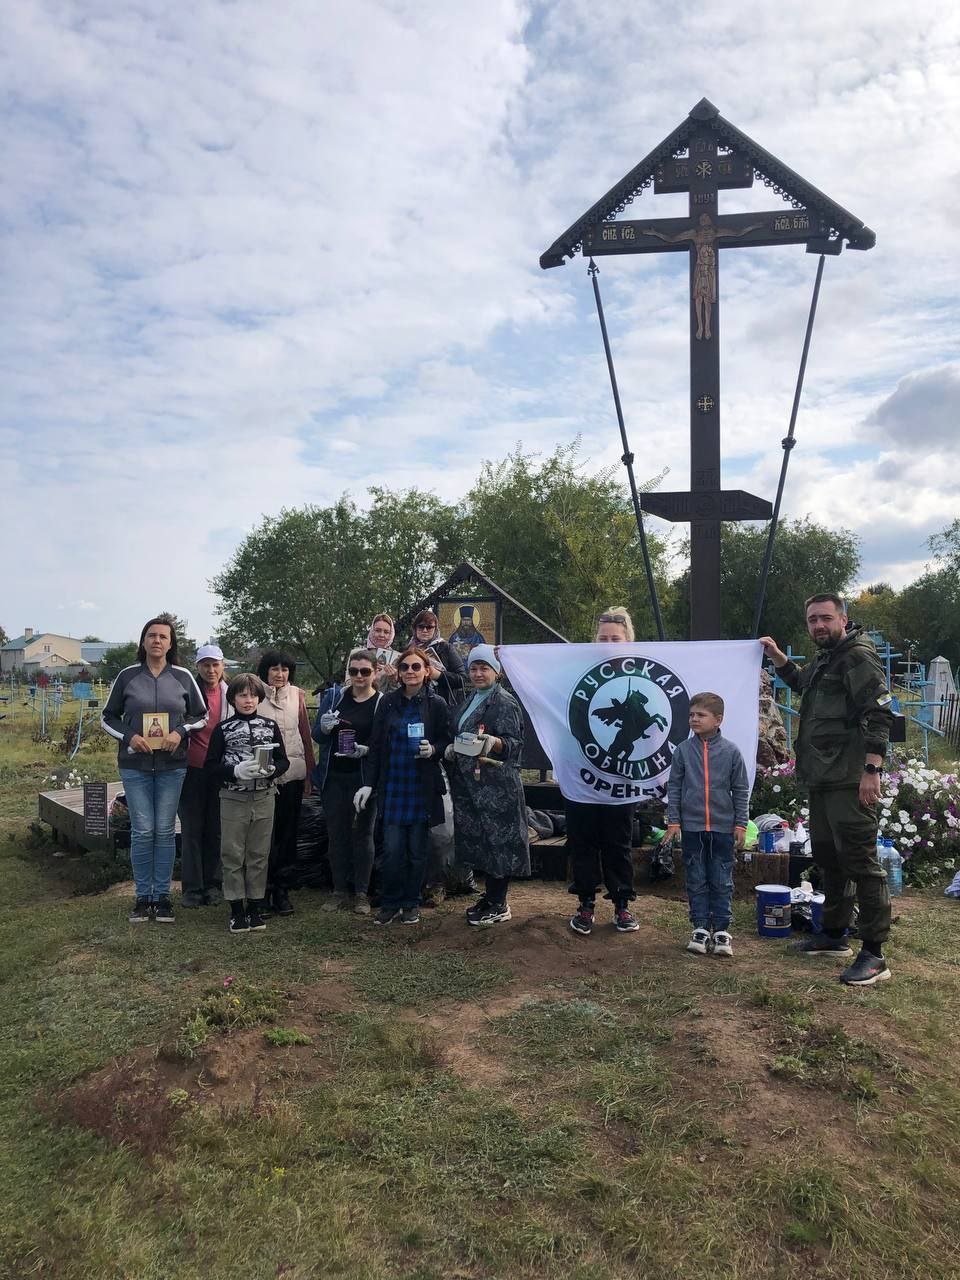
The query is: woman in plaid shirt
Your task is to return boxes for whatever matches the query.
[354,646,452,926]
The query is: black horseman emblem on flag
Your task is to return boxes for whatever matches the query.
[568,655,690,797]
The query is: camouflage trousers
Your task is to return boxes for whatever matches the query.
[808,786,891,945]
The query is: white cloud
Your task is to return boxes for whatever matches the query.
[2,0,959,641]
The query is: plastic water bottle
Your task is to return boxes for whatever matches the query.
[881,838,903,897]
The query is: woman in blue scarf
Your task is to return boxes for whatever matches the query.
[445,645,530,927]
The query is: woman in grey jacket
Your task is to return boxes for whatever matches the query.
[101,617,208,924]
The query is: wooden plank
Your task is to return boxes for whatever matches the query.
[38,782,180,853]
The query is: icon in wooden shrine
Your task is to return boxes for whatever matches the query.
[540,99,875,639]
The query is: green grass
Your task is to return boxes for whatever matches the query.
[3,714,960,1278]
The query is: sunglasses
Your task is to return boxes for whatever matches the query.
[597,614,627,625]
[416,623,434,630]
[348,667,374,677]
[399,662,424,672]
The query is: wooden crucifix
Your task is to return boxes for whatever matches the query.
[540,99,875,640]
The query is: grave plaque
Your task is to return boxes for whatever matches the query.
[83,782,109,839]
[540,99,875,638]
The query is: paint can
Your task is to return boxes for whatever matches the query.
[755,883,792,938]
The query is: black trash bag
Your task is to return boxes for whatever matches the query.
[293,794,331,889]
[649,836,676,882]
[425,791,464,891]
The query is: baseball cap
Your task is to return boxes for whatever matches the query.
[196,644,224,662]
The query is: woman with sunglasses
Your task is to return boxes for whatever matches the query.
[567,607,641,938]
[407,609,465,706]
[446,645,529,927]
[312,649,382,915]
[354,646,452,926]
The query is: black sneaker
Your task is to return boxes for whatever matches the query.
[246,901,267,932]
[154,896,175,923]
[839,949,891,986]
[465,896,490,924]
[229,903,250,933]
[271,888,295,916]
[468,902,511,928]
[614,907,640,933]
[401,907,421,925]
[791,932,853,957]
[128,897,152,923]
[374,907,401,926]
[569,904,594,936]
[180,892,205,909]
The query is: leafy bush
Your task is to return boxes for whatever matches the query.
[750,760,808,822]
[879,757,960,885]
[751,755,960,888]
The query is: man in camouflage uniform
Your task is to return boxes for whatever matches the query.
[761,593,894,986]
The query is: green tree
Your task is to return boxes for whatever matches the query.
[211,494,461,680]
[362,486,466,624]
[0,624,8,648]
[848,583,900,643]
[894,569,960,666]
[99,643,139,683]
[459,442,670,641]
[668,517,861,647]
[81,634,103,643]
[889,522,960,665]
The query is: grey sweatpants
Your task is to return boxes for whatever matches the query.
[220,788,276,903]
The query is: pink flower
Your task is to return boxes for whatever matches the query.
[223,976,235,988]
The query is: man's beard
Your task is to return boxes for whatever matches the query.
[814,630,841,649]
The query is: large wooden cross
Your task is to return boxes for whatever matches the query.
[540,100,875,639]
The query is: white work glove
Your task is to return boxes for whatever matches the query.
[319,711,340,734]
[479,734,497,756]
[260,763,276,776]
[354,786,373,814]
[417,741,434,759]
[234,759,261,781]
[443,744,456,762]
[352,743,369,757]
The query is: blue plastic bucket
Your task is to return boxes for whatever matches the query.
[809,892,825,933]
[755,884,792,938]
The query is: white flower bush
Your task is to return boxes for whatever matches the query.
[755,755,960,887]
[42,768,91,791]
[879,757,960,886]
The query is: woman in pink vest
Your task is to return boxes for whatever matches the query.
[257,648,316,915]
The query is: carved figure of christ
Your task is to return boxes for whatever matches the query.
[642,214,761,339]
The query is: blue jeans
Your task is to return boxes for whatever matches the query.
[681,831,735,931]
[120,768,187,899]
[381,822,430,911]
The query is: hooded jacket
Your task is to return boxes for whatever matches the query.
[778,624,893,789]
[666,730,750,832]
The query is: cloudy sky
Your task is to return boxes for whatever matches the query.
[2,0,958,646]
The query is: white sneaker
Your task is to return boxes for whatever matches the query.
[686,928,711,955]
[712,930,733,957]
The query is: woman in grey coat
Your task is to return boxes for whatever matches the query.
[445,645,530,927]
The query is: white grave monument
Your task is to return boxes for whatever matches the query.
[929,655,958,730]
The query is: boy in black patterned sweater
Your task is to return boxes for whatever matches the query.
[205,674,289,932]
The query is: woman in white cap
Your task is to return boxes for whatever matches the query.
[445,644,530,926]
[178,644,231,906]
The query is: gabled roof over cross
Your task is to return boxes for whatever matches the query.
[540,98,875,269]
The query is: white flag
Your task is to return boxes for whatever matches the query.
[500,641,762,805]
